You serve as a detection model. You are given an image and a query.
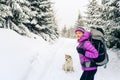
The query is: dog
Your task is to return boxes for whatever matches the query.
[62,54,74,72]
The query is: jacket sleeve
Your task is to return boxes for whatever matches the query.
[83,41,98,58]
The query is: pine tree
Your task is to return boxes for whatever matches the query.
[0,0,13,29]
[75,11,85,27]
[61,25,67,38]
[102,0,109,4]
[101,0,120,48]
[61,26,76,38]
[12,0,31,35]
[85,0,102,28]
[0,0,31,36]
[27,0,59,41]
[0,0,59,41]
[67,27,76,38]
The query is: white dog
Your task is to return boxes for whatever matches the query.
[62,54,74,72]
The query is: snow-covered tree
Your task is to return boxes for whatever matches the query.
[67,27,76,38]
[0,0,12,28]
[0,0,31,36]
[0,0,59,41]
[26,0,59,41]
[101,0,120,48]
[85,0,102,28]
[61,26,76,38]
[102,0,109,4]
[61,25,67,37]
[39,0,59,41]
[75,12,85,27]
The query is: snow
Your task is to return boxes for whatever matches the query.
[31,19,37,24]
[0,4,13,17]
[0,28,120,80]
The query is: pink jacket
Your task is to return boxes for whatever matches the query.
[77,31,98,71]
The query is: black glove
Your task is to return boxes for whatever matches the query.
[76,47,85,55]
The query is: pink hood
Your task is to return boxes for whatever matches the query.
[78,31,90,43]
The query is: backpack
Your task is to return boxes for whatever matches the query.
[90,27,109,67]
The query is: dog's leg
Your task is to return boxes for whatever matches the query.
[72,67,74,72]
[69,67,74,72]
[62,64,65,71]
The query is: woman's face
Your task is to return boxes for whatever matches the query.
[75,31,83,39]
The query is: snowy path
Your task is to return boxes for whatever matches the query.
[24,38,120,80]
[1,29,120,80]
[23,45,59,80]
[23,38,82,80]
[41,38,82,80]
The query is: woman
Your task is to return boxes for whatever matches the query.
[75,27,98,80]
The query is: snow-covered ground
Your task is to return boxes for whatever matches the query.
[0,29,120,80]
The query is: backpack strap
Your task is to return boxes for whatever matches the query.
[97,41,101,53]
[79,40,87,48]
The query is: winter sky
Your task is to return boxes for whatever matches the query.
[52,0,89,29]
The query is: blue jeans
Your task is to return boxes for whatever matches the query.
[80,69,97,80]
